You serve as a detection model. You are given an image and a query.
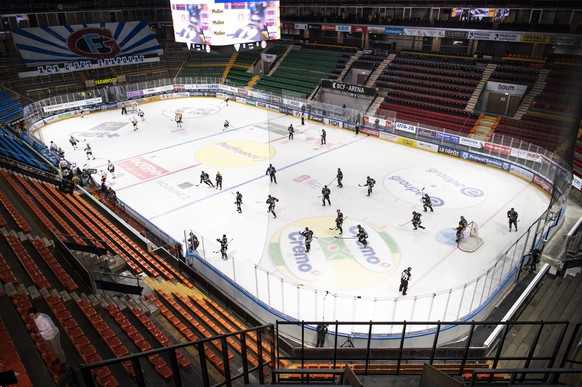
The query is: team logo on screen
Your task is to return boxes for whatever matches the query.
[269,218,400,290]
[67,28,121,59]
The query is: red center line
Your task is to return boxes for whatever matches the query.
[115,162,202,192]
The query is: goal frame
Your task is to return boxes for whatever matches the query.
[457,221,484,252]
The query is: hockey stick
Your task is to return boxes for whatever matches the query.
[358,184,364,187]
[399,220,412,226]
[328,177,337,186]
[334,236,357,239]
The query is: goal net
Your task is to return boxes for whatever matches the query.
[457,221,484,252]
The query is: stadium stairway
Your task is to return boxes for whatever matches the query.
[471,114,499,141]
[365,53,396,88]
[337,50,363,82]
[246,74,260,89]
[465,63,497,112]
[265,44,297,76]
[513,69,550,119]
[222,53,238,80]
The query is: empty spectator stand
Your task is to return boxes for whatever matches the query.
[0,126,54,172]
[225,51,261,86]
[373,51,484,132]
[0,92,22,124]
[254,45,354,97]
[178,52,232,82]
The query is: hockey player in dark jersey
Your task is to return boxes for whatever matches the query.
[200,171,214,187]
[336,168,343,188]
[321,185,331,206]
[217,234,228,260]
[320,128,326,145]
[288,124,294,140]
[422,193,433,212]
[399,267,411,295]
[235,191,243,213]
[299,227,314,252]
[265,164,277,184]
[334,209,344,234]
[411,211,425,230]
[215,171,223,190]
[455,216,468,242]
[507,208,518,232]
[266,194,279,218]
[363,176,375,196]
[356,224,368,246]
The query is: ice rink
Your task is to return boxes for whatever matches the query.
[37,97,550,327]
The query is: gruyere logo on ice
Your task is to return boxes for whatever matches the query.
[196,140,275,168]
[270,218,400,290]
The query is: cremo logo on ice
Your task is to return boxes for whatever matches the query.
[269,217,400,290]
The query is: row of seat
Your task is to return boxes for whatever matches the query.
[128,306,192,369]
[386,82,472,101]
[499,117,558,133]
[0,252,17,284]
[394,56,480,71]
[29,237,78,292]
[387,63,483,80]
[105,304,173,380]
[146,292,227,374]
[386,89,468,109]
[379,107,473,134]
[74,297,133,381]
[382,95,477,119]
[377,74,476,93]
[0,318,33,386]
[11,293,68,384]
[0,190,31,233]
[382,69,479,87]
[0,129,50,171]
[378,102,476,131]
[3,233,50,290]
[494,125,561,148]
[178,292,273,367]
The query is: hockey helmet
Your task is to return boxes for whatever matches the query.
[407,267,412,271]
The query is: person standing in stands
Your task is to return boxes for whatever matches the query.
[29,306,66,370]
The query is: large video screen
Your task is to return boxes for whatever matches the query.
[171,0,280,46]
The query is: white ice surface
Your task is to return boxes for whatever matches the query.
[38,97,549,327]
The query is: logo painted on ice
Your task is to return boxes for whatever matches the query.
[270,218,400,287]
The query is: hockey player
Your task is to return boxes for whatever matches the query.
[320,128,327,145]
[411,211,425,230]
[100,170,108,191]
[200,171,214,187]
[336,168,343,188]
[422,193,433,212]
[178,4,206,43]
[175,112,183,128]
[84,143,95,160]
[232,2,269,42]
[299,227,314,253]
[399,267,412,295]
[266,194,279,218]
[507,208,518,232]
[455,216,468,242]
[107,160,115,179]
[265,164,277,184]
[224,97,229,106]
[69,135,79,150]
[363,176,375,196]
[137,109,145,121]
[216,234,228,260]
[235,191,243,213]
[321,185,331,206]
[301,113,305,126]
[215,171,223,190]
[223,119,230,131]
[356,224,368,246]
[334,209,344,234]
[131,117,139,131]
[288,124,294,140]
[130,101,138,113]
[188,231,199,253]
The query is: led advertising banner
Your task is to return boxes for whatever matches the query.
[171,0,280,46]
